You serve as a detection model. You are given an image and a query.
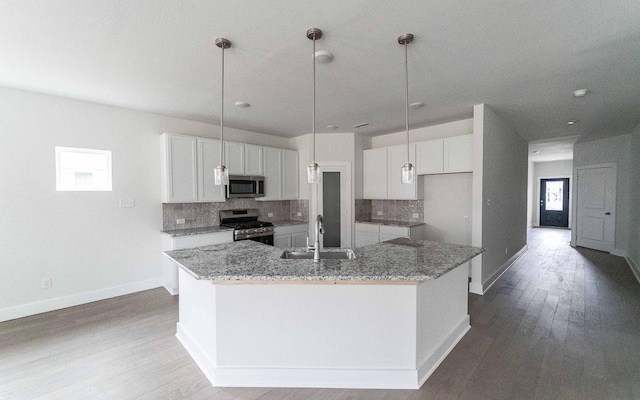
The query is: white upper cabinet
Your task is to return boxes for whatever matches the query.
[415,134,473,175]
[260,147,299,201]
[443,134,473,173]
[225,142,264,176]
[161,133,225,203]
[416,139,444,174]
[262,147,283,200]
[244,144,264,176]
[363,147,388,199]
[224,142,245,175]
[282,149,299,200]
[197,138,225,202]
[363,145,422,200]
[161,133,198,203]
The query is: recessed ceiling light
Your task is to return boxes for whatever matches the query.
[315,50,333,63]
[531,150,540,154]
[326,125,338,129]
[566,119,579,125]
[353,123,370,129]
[409,102,424,109]
[234,101,250,108]
[573,89,588,97]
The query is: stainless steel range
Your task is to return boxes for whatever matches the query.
[219,209,274,245]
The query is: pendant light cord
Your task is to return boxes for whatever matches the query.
[404,40,410,163]
[312,35,316,164]
[220,44,225,167]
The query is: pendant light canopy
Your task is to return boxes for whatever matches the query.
[214,37,231,186]
[399,33,416,185]
[306,28,322,184]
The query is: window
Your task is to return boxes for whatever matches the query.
[55,147,112,191]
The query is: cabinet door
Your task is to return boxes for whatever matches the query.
[363,148,388,199]
[165,134,198,203]
[355,232,379,248]
[262,147,283,199]
[274,234,292,248]
[197,138,225,202]
[292,231,308,248]
[224,142,245,175]
[444,134,473,173]
[387,144,418,200]
[282,149,299,199]
[416,139,444,174]
[244,144,263,176]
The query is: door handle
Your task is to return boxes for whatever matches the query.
[605,212,611,215]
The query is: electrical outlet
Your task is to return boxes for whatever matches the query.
[119,198,135,208]
[412,213,419,218]
[268,213,274,217]
[377,211,383,216]
[505,247,508,255]
[487,198,491,206]
[464,215,469,223]
[41,278,52,289]
[297,212,302,217]
[176,218,185,225]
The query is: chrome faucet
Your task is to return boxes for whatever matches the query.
[313,214,323,262]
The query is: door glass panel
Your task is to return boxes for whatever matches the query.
[545,181,563,211]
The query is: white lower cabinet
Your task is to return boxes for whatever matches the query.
[161,230,234,294]
[355,223,427,248]
[274,224,309,248]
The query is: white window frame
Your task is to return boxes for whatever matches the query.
[55,146,113,191]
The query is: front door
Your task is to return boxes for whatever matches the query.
[540,178,569,227]
[576,165,616,252]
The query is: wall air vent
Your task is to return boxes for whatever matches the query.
[352,123,370,129]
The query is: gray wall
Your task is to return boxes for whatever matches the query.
[629,124,640,273]
[481,106,529,286]
[572,134,632,254]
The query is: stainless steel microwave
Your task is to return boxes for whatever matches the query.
[226,175,265,198]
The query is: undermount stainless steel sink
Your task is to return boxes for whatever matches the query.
[280,250,356,260]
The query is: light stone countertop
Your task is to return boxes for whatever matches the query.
[164,238,483,283]
[355,219,426,228]
[161,226,233,237]
[269,220,309,227]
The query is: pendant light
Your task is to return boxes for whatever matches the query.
[306,28,322,184]
[399,33,416,185]
[214,37,231,186]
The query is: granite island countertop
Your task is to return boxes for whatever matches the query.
[164,238,483,283]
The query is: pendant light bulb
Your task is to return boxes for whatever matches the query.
[214,165,229,185]
[215,37,231,186]
[399,33,415,185]
[306,28,323,185]
[401,163,415,184]
[307,163,321,184]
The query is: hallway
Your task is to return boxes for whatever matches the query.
[1,228,639,399]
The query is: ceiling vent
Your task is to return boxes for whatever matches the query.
[352,123,370,129]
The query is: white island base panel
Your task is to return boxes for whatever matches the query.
[176,264,470,390]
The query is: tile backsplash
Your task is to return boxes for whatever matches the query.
[356,199,424,224]
[163,199,309,230]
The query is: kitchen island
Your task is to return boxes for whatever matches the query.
[164,239,483,389]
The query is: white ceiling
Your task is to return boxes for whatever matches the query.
[1,1,639,143]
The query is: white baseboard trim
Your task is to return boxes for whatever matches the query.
[417,315,471,387]
[0,277,163,322]
[626,256,640,285]
[163,285,179,296]
[473,245,528,296]
[177,317,469,390]
[611,248,629,257]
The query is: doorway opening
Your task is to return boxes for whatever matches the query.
[540,178,569,227]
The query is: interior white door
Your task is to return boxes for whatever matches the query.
[576,165,616,252]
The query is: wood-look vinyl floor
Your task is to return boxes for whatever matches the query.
[2,228,639,399]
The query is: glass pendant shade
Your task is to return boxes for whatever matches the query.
[401,163,415,184]
[307,162,321,184]
[214,165,229,185]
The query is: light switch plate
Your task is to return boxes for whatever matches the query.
[176,218,185,225]
[412,213,419,218]
[377,211,383,216]
[268,213,274,217]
